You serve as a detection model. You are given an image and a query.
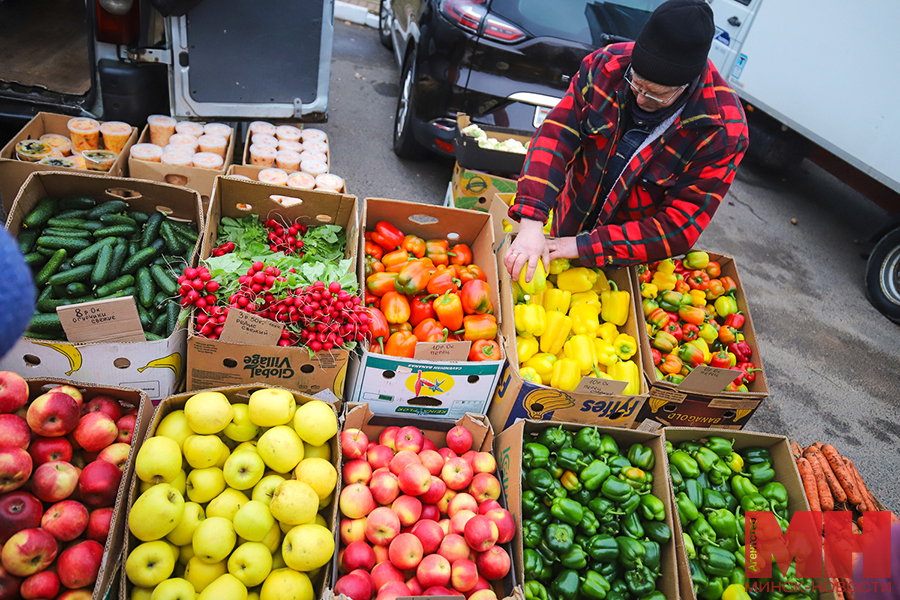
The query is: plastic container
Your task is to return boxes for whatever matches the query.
[163,144,196,156]
[249,121,276,136]
[203,123,232,140]
[161,150,193,167]
[258,168,288,186]
[169,133,199,151]
[192,152,225,170]
[39,134,72,156]
[248,143,277,167]
[300,159,328,177]
[286,172,316,190]
[251,133,279,148]
[299,149,327,163]
[130,143,164,163]
[275,150,302,173]
[315,173,345,192]
[70,153,87,169]
[38,156,78,168]
[278,140,304,153]
[174,121,205,137]
[147,114,177,146]
[227,174,253,181]
[82,150,118,172]
[48,150,64,159]
[198,134,228,159]
[302,140,329,154]
[99,121,133,155]
[67,118,101,152]
[275,125,302,142]
[301,128,328,143]
[15,140,53,162]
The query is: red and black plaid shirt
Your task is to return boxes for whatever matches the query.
[510,43,749,267]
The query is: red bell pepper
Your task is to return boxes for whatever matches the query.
[425,239,450,266]
[673,259,685,274]
[460,279,492,315]
[664,321,683,342]
[426,268,460,296]
[371,221,404,251]
[462,314,497,341]
[365,291,380,308]
[402,235,426,258]
[366,272,399,297]
[382,249,413,273]
[409,294,437,327]
[469,339,501,361]
[735,361,761,384]
[366,307,390,353]
[664,311,679,325]
[687,269,710,291]
[384,330,417,357]
[364,241,384,261]
[637,264,652,284]
[433,290,464,331]
[705,261,721,278]
[458,264,487,284]
[709,349,736,369]
[728,340,753,362]
[395,260,432,295]
[650,348,663,366]
[682,323,700,343]
[413,318,449,343]
[675,279,691,294]
[381,292,411,324]
[719,276,738,295]
[724,312,745,329]
[677,344,705,368]
[449,243,473,266]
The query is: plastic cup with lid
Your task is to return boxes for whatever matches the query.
[301,128,328,143]
[169,133,199,152]
[161,150,193,167]
[299,149,327,164]
[275,150,302,173]
[82,150,118,172]
[148,115,177,146]
[278,140,304,153]
[67,118,101,153]
[40,134,72,156]
[286,172,316,190]
[315,173,345,192]
[258,168,289,186]
[302,140,329,155]
[249,144,277,168]
[300,159,328,177]
[192,152,225,170]
[275,125,302,142]
[203,123,233,140]
[175,121,205,137]
[251,133,279,148]
[15,140,53,162]
[130,143,164,163]
[249,121,276,136]
[100,121,133,155]
[198,134,228,159]
[38,156,78,168]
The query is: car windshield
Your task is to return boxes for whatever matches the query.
[488,0,666,46]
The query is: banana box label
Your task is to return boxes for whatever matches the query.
[635,393,762,428]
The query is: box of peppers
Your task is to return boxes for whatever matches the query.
[348,197,505,418]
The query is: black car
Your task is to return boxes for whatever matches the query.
[379,0,663,158]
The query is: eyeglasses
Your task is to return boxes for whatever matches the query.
[624,68,686,104]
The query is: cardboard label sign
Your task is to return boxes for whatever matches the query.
[218,309,284,345]
[57,297,146,343]
[680,365,742,394]
[413,341,472,361]
[573,376,629,396]
[649,386,687,403]
[636,419,663,433]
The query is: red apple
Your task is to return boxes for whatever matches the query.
[376,581,411,600]
[420,504,440,522]
[438,533,469,564]
[0,564,22,600]
[406,577,424,596]
[339,483,377,519]
[0,447,32,493]
[57,539,103,589]
[343,459,373,485]
[26,392,80,437]
[397,463,431,496]
[77,460,122,508]
[463,515,498,552]
[424,586,461,597]
[445,426,473,454]
[28,437,72,466]
[471,452,496,474]
[371,561,405,591]
[72,412,117,453]
[86,507,113,543]
[369,469,400,506]
[114,414,136,444]
[478,499,502,515]
[468,589,498,600]
[0,372,28,415]
[421,477,448,505]
[82,396,122,422]
[50,385,83,409]
[0,491,42,543]
[461,451,477,467]
[96,443,130,471]
[20,569,59,599]
[58,590,94,600]
[394,426,425,454]
[391,495,423,526]
[418,449,445,476]
[388,450,420,476]
[343,540,376,572]
[365,506,401,546]
[437,447,458,462]
[333,571,372,600]
[466,576,492,598]
[410,519,444,555]
[441,457,474,491]
[366,445,394,470]
[41,500,89,542]
[378,426,400,451]
[448,492,478,517]
[32,461,78,503]
[451,558,479,593]
[475,546,510,580]
[485,508,515,544]
[449,509,476,536]
[0,528,58,577]
[0,414,30,450]
[340,429,369,460]
[422,438,437,452]
[372,543,389,565]
[468,473,501,504]
[437,489,457,515]
[416,554,451,589]
[387,532,423,570]
[340,518,367,545]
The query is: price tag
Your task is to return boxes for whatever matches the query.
[57,297,146,343]
[413,341,472,361]
[635,419,662,433]
[680,365,742,394]
[573,377,628,396]
[218,309,284,345]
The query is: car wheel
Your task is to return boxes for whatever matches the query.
[378,0,393,49]
[393,55,425,159]
[865,226,900,323]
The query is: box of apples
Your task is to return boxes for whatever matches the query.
[121,385,342,600]
[325,403,516,600]
[0,372,152,600]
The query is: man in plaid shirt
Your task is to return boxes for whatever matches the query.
[504,0,749,282]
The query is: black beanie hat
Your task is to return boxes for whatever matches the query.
[631,0,715,87]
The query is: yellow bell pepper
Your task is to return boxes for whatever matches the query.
[591,269,611,294]
[515,304,547,337]
[542,288,572,314]
[548,258,570,275]
[543,210,553,235]
[570,291,600,309]
[698,322,719,344]
[544,279,555,290]
[689,289,707,306]
[516,336,540,363]
[600,282,630,326]
[518,261,547,295]
[657,258,676,274]
[593,338,619,367]
[640,282,658,298]
[722,584,752,600]
[607,359,641,395]
[523,353,557,382]
[563,334,597,374]
[597,322,619,345]
[651,270,676,291]
[550,358,581,391]
[519,367,542,385]
[686,338,711,364]
[511,281,525,304]
[569,303,601,337]
[613,333,637,361]
[588,368,612,379]
[555,267,597,293]
[539,311,572,356]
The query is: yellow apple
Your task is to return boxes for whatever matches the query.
[184,392,234,435]
[156,410,193,449]
[302,442,330,462]
[314,513,328,529]
[150,577,195,600]
[192,516,236,564]
[215,445,231,469]
[184,557,226,593]
[261,521,281,554]
[223,450,266,491]
[251,475,285,507]
[206,488,250,521]
[233,441,257,454]
[166,501,205,546]
[271,551,286,571]
[233,500,275,542]
[186,467,226,504]
[224,404,259,442]
[197,573,247,600]
[126,540,176,587]
[269,480,318,525]
[130,483,186,541]
[248,592,259,600]
[179,544,195,565]
[227,542,272,587]
[247,388,296,427]
[260,569,312,600]
[135,437,182,484]
[292,400,337,446]
[170,469,187,496]
[132,587,153,600]
[183,435,229,469]
[281,523,334,572]
[257,426,303,473]
[293,457,337,500]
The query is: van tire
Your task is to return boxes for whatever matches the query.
[393,54,425,159]
[745,109,810,172]
[865,226,900,323]
[379,0,393,49]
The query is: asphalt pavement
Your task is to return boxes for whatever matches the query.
[320,20,900,510]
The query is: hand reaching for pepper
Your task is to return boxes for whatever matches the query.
[547,236,579,261]
[504,218,549,283]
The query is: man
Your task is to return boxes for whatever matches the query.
[504,0,748,283]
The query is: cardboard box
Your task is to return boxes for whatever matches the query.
[452,113,530,179]
[325,403,518,600]
[1,172,203,400]
[0,112,138,213]
[347,198,505,418]
[488,232,648,432]
[128,124,235,203]
[496,420,678,600]
[120,384,341,600]
[225,164,348,195]
[241,123,331,172]
[489,192,518,243]
[450,162,518,212]
[185,176,359,402]
[631,253,769,429]
[21,378,153,600]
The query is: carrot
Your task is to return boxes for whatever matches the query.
[804,449,835,510]
[842,578,856,600]
[821,444,863,505]
[847,458,879,513]
[851,520,862,534]
[797,457,821,512]
[844,457,872,512]
[832,579,845,600]
[790,440,803,459]
[805,446,847,503]
[813,442,824,449]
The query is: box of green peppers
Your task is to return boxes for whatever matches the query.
[495,420,678,600]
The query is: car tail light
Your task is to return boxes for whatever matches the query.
[435,138,454,153]
[96,0,140,46]
[440,0,526,43]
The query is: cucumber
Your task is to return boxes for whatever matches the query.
[24,252,46,268]
[151,312,168,336]
[37,236,91,252]
[92,225,137,238]
[94,275,135,298]
[141,212,165,248]
[167,219,198,237]
[128,211,150,224]
[166,301,180,336]
[160,221,186,255]
[42,229,92,239]
[65,282,90,297]
[51,284,68,297]
[136,267,155,308]
[24,331,66,340]
[102,287,137,300]
[86,200,128,219]
[58,262,73,272]
[27,313,63,333]
[145,332,164,341]
[48,265,93,286]
[36,247,59,258]
[71,237,117,266]
[99,214,137,227]
[81,221,106,232]
[47,217,88,229]
[107,240,128,280]
[53,209,91,220]
[129,241,140,256]
[37,294,91,313]
[59,196,96,210]
[23,198,58,229]
[91,244,113,286]
[153,292,169,308]
[150,264,179,296]
[121,247,157,275]
[149,238,166,253]
[18,230,40,254]
[35,249,68,286]
[137,304,153,329]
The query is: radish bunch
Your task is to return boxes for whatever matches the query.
[264,218,308,255]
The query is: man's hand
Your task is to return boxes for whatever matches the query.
[504,219,549,283]
[547,236,579,260]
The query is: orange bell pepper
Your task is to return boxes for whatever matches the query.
[381,292,411,324]
[426,268,461,296]
[660,353,683,375]
[409,294,437,327]
[366,272,398,296]
[433,290,464,331]
[719,276,738,295]
[677,305,707,326]
[366,307,390,353]
[413,318,449,343]
[395,259,432,295]
[425,239,450,266]
[674,278,691,294]
[383,249,413,273]
[458,264,487,284]
[384,330,417,357]
[460,279,492,315]
[389,321,413,334]
[365,255,385,278]
[371,221,404,251]
[449,243,473,266]
[402,235,426,258]
[706,278,725,299]
[705,261,721,278]
[462,314,497,341]
[469,339,501,361]
[364,241,384,261]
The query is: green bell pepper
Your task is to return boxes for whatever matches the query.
[559,544,589,570]
[760,482,788,512]
[538,426,569,451]
[689,514,718,547]
[731,475,758,500]
[580,508,600,536]
[641,592,666,600]
[742,446,772,466]
[696,472,711,489]
[616,536,646,569]
[722,491,739,513]
[624,565,655,597]
[700,544,737,576]
[580,571,611,599]
[670,462,685,493]
[601,476,635,503]
[569,487,594,506]
[574,426,602,456]
[607,586,627,600]
[693,446,720,473]
[700,575,729,600]
[621,511,645,540]
[523,519,544,548]
[581,460,611,491]
[619,467,651,495]
[627,443,655,470]
[599,434,619,458]
[575,534,591,548]
[680,441,703,453]
[609,579,628,598]
[676,491,700,524]
[525,581,550,600]
[683,532,697,559]
[690,557,709,592]
[702,488,728,512]
[708,508,739,540]
[537,539,558,564]
[532,503,553,527]
[526,468,553,495]
[640,494,666,521]
[730,565,747,587]
[589,497,620,521]
[550,569,580,600]
[670,450,700,479]
[595,559,621,581]
[666,440,674,455]
[709,458,733,486]
[523,490,543,516]
[619,491,642,516]
[737,515,746,545]
[607,455,632,476]
[705,436,734,458]
[719,536,739,553]
[740,492,770,513]
[644,521,672,545]
[546,479,568,501]
[641,540,661,571]
[551,497,584,525]
[525,548,553,581]
[556,447,588,471]
[546,457,565,479]
[560,470,582,493]
[524,443,551,469]
[545,522,575,554]
[735,545,745,569]
[586,534,619,562]
[685,478,704,507]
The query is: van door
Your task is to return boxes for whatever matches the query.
[706,0,758,77]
